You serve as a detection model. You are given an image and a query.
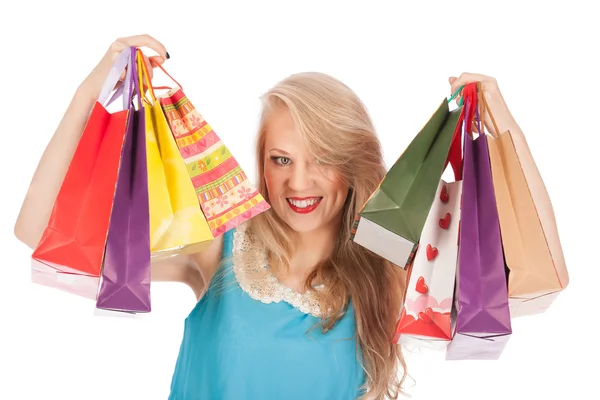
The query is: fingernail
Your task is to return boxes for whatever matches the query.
[165,51,171,59]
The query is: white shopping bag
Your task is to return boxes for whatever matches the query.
[393,179,462,350]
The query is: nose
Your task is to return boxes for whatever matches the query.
[287,163,314,193]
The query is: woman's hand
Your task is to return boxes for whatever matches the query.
[77,34,169,101]
[448,72,507,136]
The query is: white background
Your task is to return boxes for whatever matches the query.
[1,1,597,399]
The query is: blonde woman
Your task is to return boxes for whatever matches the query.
[15,35,539,399]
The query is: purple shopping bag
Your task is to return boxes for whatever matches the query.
[95,46,151,313]
[446,90,511,360]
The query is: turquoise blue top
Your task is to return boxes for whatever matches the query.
[168,227,366,399]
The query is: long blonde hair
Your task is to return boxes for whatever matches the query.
[249,72,408,399]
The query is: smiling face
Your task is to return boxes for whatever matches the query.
[263,107,350,234]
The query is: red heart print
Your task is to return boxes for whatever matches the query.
[426,244,438,261]
[415,276,428,294]
[418,310,433,324]
[425,307,435,321]
[440,185,449,203]
[439,212,451,229]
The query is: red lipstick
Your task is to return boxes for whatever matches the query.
[286,197,322,214]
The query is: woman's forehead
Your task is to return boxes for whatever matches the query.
[265,109,305,150]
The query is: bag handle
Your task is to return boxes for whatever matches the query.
[445,113,464,181]
[477,82,501,138]
[131,46,142,109]
[136,48,157,105]
[107,50,184,103]
[462,83,480,138]
[153,62,183,91]
[443,83,473,181]
[104,47,150,110]
[97,47,135,110]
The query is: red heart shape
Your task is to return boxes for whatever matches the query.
[440,185,449,203]
[439,212,451,229]
[418,310,433,324]
[425,307,434,320]
[426,244,438,261]
[415,276,428,294]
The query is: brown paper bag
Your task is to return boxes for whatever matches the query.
[482,89,569,317]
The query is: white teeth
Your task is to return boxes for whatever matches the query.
[288,198,320,208]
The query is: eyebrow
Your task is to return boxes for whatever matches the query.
[268,148,290,155]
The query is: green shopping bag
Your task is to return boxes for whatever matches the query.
[351,96,463,268]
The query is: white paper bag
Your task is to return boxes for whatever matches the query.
[393,180,462,349]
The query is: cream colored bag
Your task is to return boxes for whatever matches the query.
[483,88,568,317]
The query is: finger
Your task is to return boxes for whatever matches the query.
[142,54,154,81]
[149,55,165,67]
[450,72,480,94]
[116,34,169,59]
[450,72,495,95]
[107,41,128,63]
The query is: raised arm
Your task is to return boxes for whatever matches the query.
[13,35,224,298]
[14,35,168,249]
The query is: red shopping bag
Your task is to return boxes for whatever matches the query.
[31,48,137,299]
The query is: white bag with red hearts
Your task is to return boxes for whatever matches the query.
[392,179,462,350]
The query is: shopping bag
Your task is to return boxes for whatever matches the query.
[483,92,569,317]
[158,82,270,237]
[350,96,463,269]
[95,47,151,313]
[393,179,462,349]
[446,87,512,360]
[137,53,214,260]
[31,48,136,299]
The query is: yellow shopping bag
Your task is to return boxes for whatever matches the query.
[137,50,213,259]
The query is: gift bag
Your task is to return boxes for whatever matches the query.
[446,87,512,360]
[393,178,463,349]
[483,93,569,317]
[95,48,151,313]
[351,96,463,269]
[137,52,214,260]
[158,82,270,237]
[31,48,136,299]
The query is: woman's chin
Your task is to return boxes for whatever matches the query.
[275,208,325,234]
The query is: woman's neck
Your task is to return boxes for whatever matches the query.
[270,221,339,293]
[290,226,337,275]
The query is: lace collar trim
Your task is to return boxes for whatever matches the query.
[231,224,323,317]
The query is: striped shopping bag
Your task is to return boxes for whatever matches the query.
[158,88,270,236]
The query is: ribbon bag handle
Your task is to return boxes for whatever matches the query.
[97,47,135,110]
[104,47,147,110]
[136,48,157,105]
[126,50,183,97]
[130,46,142,109]
[153,63,183,91]
[444,83,471,181]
